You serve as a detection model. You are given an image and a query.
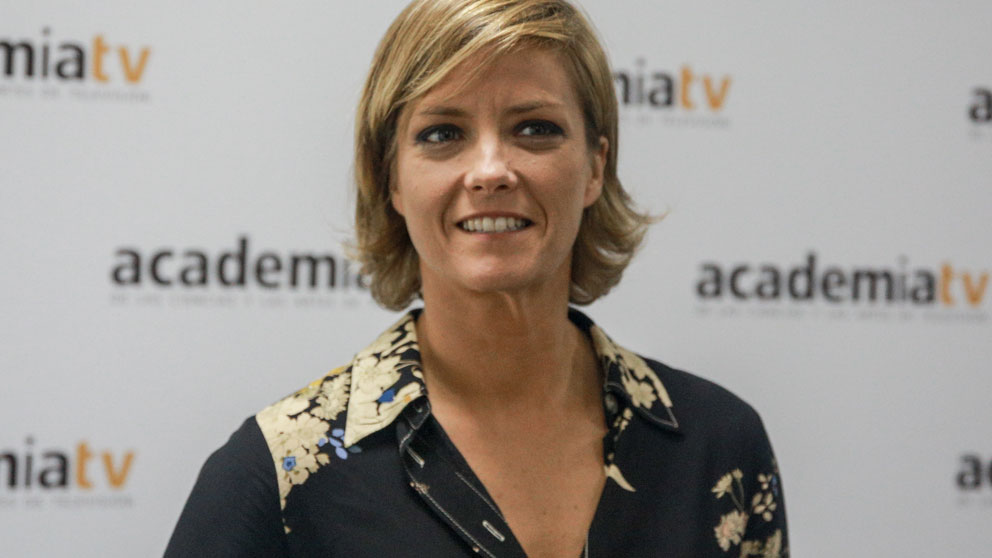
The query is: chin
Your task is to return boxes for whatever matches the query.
[455,262,563,297]
[458,269,529,293]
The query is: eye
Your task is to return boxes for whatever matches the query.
[518,120,564,137]
[416,124,462,144]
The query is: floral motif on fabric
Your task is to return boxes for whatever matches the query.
[342,314,425,447]
[588,325,674,413]
[604,463,635,492]
[255,366,353,532]
[602,407,636,492]
[711,467,787,557]
[253,311,446,529]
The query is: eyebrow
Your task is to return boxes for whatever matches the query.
[415,100,564,118]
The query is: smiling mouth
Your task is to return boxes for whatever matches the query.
[458,216,533,233]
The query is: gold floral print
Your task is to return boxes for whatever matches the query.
[621,374,657,409]
[603,407,638,491]
[604,463,635,492]
[714,510,747,551]
[256,366,351,531]
[752,491,777,522]
[589,325,674,412]
[739,530,783,558]
[711,468,787,557]
[612,407,633,435]
[310,373,351,421]
[342,316,423,447]
[712,469,744,501]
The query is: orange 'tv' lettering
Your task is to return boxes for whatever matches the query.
[75,442,93,489]
[703,75,731,110]
[962,271,989,307]
[679,66,695,110]
[102,451,135,488]
[940,263,955,306]
[118,47,150,83]
[92,36,111,83]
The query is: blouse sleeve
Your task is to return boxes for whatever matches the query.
[164,417,289,558]
[738,411,789,557]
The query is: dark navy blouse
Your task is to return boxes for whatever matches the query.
[166,309,788,557]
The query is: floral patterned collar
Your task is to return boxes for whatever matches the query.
[342,308,679,448]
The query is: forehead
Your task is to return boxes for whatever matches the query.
[404,47,581,118]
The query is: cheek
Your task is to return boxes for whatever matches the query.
[532,154,594,214]
[394,161,456,229]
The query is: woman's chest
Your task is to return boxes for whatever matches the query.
[456,432,607,558]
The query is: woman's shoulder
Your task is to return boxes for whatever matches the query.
[579,308,768,444]
[633,354,777,462]
[642,357,764,422]
[251,366,357,510]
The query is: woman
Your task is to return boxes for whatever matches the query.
[166,1,788,557]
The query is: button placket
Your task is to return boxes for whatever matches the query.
[397,408,526,558]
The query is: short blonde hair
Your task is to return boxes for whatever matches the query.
[354,0,652,310]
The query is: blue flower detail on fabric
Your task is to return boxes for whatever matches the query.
[282,456,297,471]
[320,428,363,460]
[377,388,396,404]
[771,474,779,497]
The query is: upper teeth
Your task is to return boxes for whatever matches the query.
[460,216,529,233]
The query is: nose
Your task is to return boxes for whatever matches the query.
[463,134,517,194]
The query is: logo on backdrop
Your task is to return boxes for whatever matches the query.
[695,251,989,322]
[969,87,991,142]
[109,235,370,308]
[956,454,992,507]
[0,436,135,509]
[613,59,732,128]
[0,27,151,102]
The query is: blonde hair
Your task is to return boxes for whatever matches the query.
[354,0,652,310]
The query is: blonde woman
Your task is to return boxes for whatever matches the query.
[167,1,788,556]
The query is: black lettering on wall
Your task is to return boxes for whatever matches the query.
[255,253,282,289]
[39,452,68,488]
[729,265,750,299]
[150,250,173,286]
[787,253,816,300]
[696,263,722,298]
[111,249,141,285]
[0,451,15,488]
[0,41,34,77]
[852,269,894,302]
[970,88,992,123]
[957,455,982,489]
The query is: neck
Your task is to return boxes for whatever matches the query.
[416,271,598,417]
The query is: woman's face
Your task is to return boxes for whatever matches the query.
[392,47,607,300]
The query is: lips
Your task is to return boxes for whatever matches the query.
[457,216,533,233]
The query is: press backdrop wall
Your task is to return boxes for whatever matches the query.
[2,1,990,556]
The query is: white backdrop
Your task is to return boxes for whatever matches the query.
[2,1,990,556]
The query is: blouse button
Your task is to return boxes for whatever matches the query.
[604,393,619,415]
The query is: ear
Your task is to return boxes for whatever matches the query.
[583,136,608,208]
[390,183,405,216]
